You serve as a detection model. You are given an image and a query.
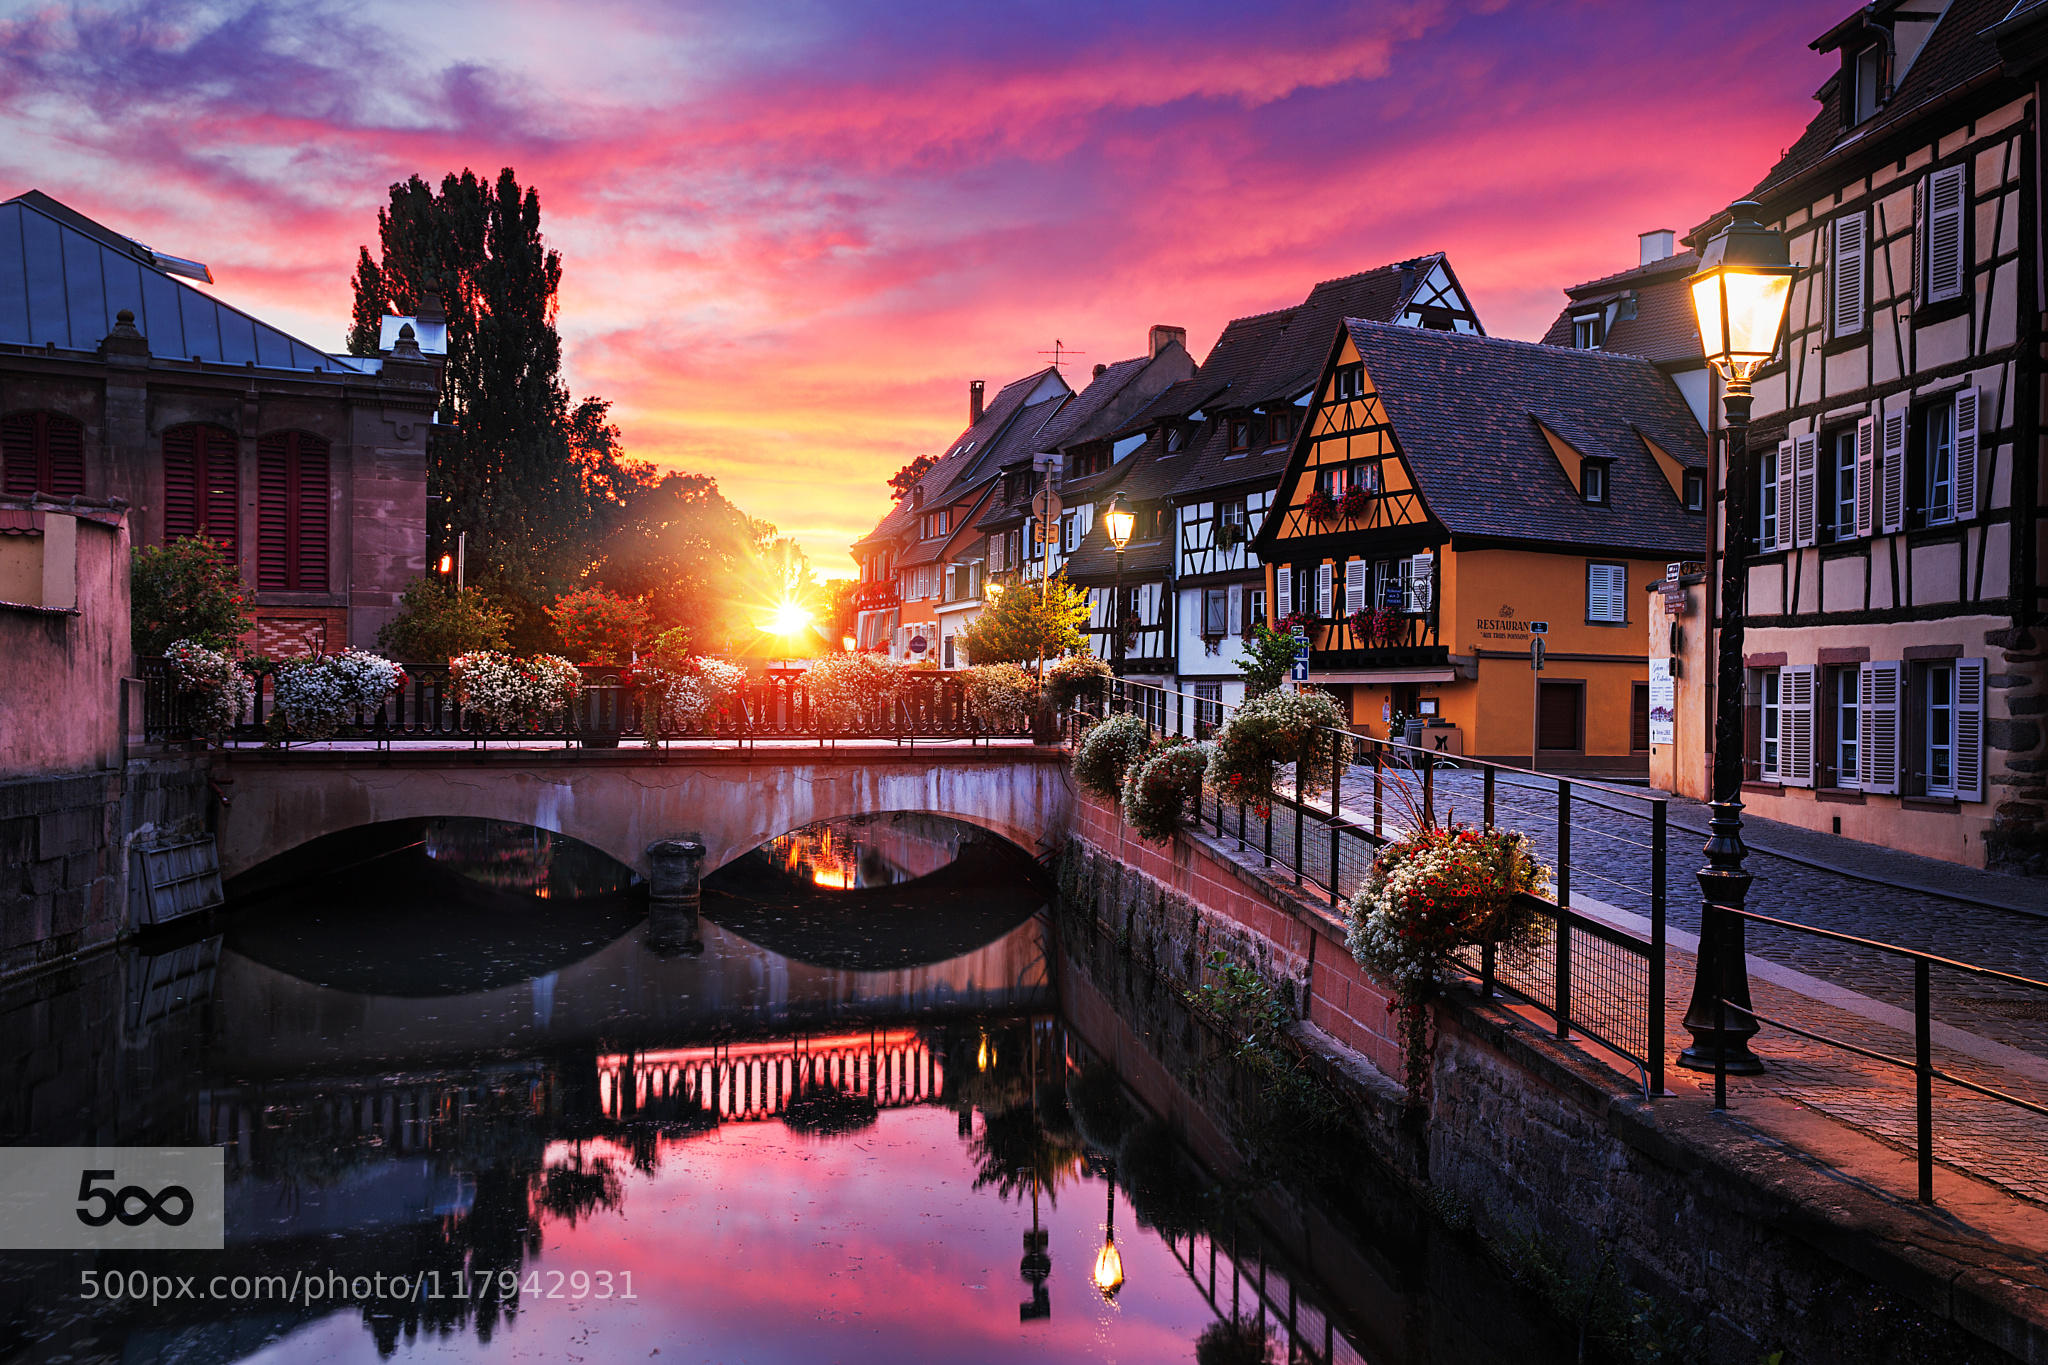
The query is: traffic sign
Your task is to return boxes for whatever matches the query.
[908,634,928,655]
[1291,657,1310,683]
[1528,621,1549,636]
[1530,637,1546,671]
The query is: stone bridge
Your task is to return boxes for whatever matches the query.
[213,742,1074,888]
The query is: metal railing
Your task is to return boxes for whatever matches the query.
[140,660,1051,749]
[1705,907,2048,1205]
[1072,677,1668,1096]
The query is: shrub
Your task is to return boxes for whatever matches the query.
[547,587,652,664]
[132,537,251,656]
[377,578,511,662]
[1234,622,1299,699]
[450,651,582,728]
[964,663,1037,732]
[1204,686,1349,811]
[1073,712,1152,801]
[268,649,406,740]
[635,655,746,739]
[1043,654,1113,710]
[164,638,252,735]
[959,572,1090,665]
[1120,741,1211,842]
[805,652,902,730]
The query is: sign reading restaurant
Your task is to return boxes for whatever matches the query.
[1474,603,1530,645]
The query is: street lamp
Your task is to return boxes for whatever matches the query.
[1680,200,1795,1077]
[1104,493,1134,681]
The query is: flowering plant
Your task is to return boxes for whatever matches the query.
[1120,740,1211,842]
[1338,485,1371,521]
[1347,819,1550,1100]
[635,655,746,740]
[1072,712,1152,801]
[270,649,406,739]
[1273,611,1309,636]
[1305,489,1338,523]
[1042,654,1113,710]
[1202,686,1349,815]
[450,651,582,728]
[964,663,1037,733]
[164,638,252,736]
[805,652,902,730]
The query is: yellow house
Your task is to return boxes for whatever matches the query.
[1251,320,1708,771]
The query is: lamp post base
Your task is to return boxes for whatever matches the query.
[1675,796,1765,1076]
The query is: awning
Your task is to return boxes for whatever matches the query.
[1310,668,1459,684]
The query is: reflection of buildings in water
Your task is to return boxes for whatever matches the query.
[599,1029,943,1123]
[769,813,979,890]
[422,818,634,899]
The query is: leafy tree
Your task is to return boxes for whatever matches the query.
[818,578,860,647]
[889,453,937,501]
[547,587,651,663]
[377,578,511,662]
[959,574,1090,668]
[585,470,781,653]
[1236,621,1301,698]
[131,536,251,656]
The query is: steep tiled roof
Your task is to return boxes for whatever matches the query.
[855,367,1067,549]
[1538,251,1703,368]
[1033,355,1149,451]
[1334,321,1706,556]
[0,191,365,373]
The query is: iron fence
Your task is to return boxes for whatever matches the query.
[1073,678,1668,1096]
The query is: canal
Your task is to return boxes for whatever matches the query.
[1,814,1582,1364]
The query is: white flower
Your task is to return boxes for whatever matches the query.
[165,639,252,735]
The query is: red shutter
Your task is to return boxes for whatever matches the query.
[163,424,237,552]
[257,433,289,589]
[163,425,200,540]
[256,431,330,591]
[296,435,329,591]
[2,412,85,497]
[202,427,238,557]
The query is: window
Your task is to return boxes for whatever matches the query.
[1831,212,1867,338]
[1757,668,1781,780]
[1147,505,1166,539]
[1683,469,1706,512]
[1062,512,1079,553]
[162,423,239,556]
[1757,440,1779,550]
[1851,42,1884,124]
[1333,364,1364,401]
[1217,500,1247,533]
[1193,682,1223,736]
[1246,588,1265,633]
[1166,425,1185,453]
[1229,419,1251,452]
[1829,665,1859,787]
[1581,459,1609,505]
[1,411,86,498]
[1203,588,1229,637]
[919,509,951,540]
[1585,562,1627,624]
[1572,314,1604,350]
[1924,661,1955,794]
[1826,430,1858,541]
[1271,412,1292,443]
[256,431,330,591]
[1914,658,1985,800]
[1923,402,1954,526]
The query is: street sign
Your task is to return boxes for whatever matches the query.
[1530,637,1546,671]
[1528,621,1549,636]
[1291,657,1310,683]
[908,634,928,655]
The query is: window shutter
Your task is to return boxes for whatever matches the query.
[1774,439,1795,551]
[1275,563,1293,617]
[1859,661,1901,795]
[162,425,200,540]
[1880,409,1908,533]
[1953,658,1986,803]
[1855,415,1876,538]
[1780,665,1816,787]
[204,428,238,557]
[1226,585,1242,636]
[1832,212,1866,337]
[1925,164,1967,305]
[1409,552,1434,613]
[1586,563,1626,623]
[1953,386,1979,522]
[1912,175,1925,303]
[0,413,32,497]
[257,434,289,589]
[1344,558,1367,613]
[1793,433,1819,548]
[2,411,85,498]
[1315,563,1332,618]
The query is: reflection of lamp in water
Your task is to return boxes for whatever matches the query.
[1019,1170,1051,1321]
[1093,1176,1124,1300]
[977,1032,993,1073]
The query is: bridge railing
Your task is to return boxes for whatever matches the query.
[139,659,1053,748]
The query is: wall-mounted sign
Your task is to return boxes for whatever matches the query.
[1648,658,1675,745]
[1528,621,1548,636]
[908,634,928,655]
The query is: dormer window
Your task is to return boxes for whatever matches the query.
[1165,424,1186,453]
[1851,41,1885,125]
[1572,313,1604,350]
[1270,411,1292,443]
[1684,469,1706,512]
[1582,459,1611,505]
[919,509,952,539]
[1229,418,1251,452]
[1333,364,1365,401]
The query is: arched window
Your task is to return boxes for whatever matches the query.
[162,423,239,555]
[256,431,330,591]
[2,411,86,498]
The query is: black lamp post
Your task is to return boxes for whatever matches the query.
[1103,492,1135,679]
[1679,200,1796,1076]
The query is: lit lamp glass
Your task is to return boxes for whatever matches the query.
[438,553,454,574]
[1103,493,1135,551]
[1688,200,1795,383]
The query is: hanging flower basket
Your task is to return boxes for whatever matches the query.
[1338,486,1371,521]
[450,651,582,730]
[1202,686,1349,817]
[1305,489,1338,523]
[164,639,253,737]
[269,649,406,740]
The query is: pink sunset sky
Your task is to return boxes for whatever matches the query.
[0,0,1837,574]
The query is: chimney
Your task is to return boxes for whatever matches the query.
[969,380,985,425]
[417,290,446,325]
[1148,324,1186,359]
[1092,363,1107,379]
[1639,229,1676,267]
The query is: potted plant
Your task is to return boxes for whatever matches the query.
[1120,739,1211,842]
[1202,686,1349,816]
[1338,485,1371,521]
[1305,488,1338,524]
[163,638,254,739]
[1213,520,1246,551]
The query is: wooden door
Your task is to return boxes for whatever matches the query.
[1538,681,1583,752]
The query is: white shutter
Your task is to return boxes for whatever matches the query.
[1880,409,1908,533]
[1855,415,1877,538]
[1344,558,1367,613]
[1832,212,1867,337]
[1925,164,1967,305]
[1780,665,1816,788]
[1860,662,1902,795]
[1226,584,1242,636]
[1793,433,1819,548]
[1275,564,1293,617]
[1774,439,1795,551]
[1953,386,1979,522]
[1409,552,1434,613]
[1315,563,1333,618]
[1954,658,1985,802]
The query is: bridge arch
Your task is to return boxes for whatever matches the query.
[215,747,1073,887]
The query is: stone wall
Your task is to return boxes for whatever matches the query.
[1988,624,2048,871]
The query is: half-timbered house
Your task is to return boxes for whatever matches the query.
[0,191,443,655]
[1668,0,2048,867]
[1253,321,1706,769]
